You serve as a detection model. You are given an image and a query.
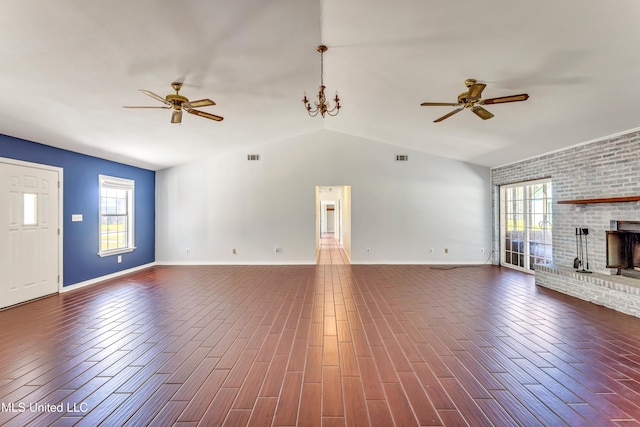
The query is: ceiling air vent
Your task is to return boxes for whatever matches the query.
[247,154,261,161]
[395,154,409,162]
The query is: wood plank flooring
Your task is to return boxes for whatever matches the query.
[2,263,640,426]
[317,233,350,265]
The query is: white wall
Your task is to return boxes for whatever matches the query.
[342,185,352,260]
[156,130,491,264]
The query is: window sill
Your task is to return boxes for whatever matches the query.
[98,247,136,258]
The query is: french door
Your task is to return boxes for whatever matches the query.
[500,179,553,272]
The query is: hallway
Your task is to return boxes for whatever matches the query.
[317,232,350,265]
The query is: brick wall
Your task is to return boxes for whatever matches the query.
[491,129,640,273]
[535,264,640,317]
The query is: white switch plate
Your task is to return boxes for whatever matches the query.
[71,214,83,222]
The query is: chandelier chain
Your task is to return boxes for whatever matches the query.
[320,49,324,87]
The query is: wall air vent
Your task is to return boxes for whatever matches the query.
[247,154,261,161]
[395,154,409,162]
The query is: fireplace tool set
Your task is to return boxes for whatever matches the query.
[574,228,592,273]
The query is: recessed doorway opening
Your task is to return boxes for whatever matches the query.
[316,186,351,265]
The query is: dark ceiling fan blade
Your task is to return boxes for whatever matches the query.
[467,83,486,101]
[185,107,224,121]
[140,90,172,106]
[123,105,171,109]
[481,93,529,105]
[421,102,460,107]
[171,110,183,124]
[433,108,464,123]
[184,98,216,108]
[471,106,494,120]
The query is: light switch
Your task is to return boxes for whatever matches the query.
[72,214,83,222]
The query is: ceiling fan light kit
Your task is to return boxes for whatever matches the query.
[302,45,341,118]
[421,78,529,123]
[124,81,223,124]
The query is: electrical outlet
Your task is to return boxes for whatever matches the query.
[117,255,122,263]
[232,249,237,255]
[444,248,449,254]
[429,248,434,254]
[366,248,371,254]
[186,248,190,254]
[275,247,280,254]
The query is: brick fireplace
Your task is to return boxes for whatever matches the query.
[491,129,640,317]
[606,221,640,278]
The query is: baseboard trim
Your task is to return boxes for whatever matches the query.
[351,260,489,265]
[155,260,488,266]
[156,260,316,266]
[60,262,157,293]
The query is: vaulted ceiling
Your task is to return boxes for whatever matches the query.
[2,0,639,170]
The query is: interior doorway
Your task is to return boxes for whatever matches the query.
[315,186,351,264]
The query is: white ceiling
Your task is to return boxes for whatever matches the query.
[2,0,639,170]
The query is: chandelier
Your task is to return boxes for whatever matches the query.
[302,45,341,117]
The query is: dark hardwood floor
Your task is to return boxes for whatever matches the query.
[2,263,640,426]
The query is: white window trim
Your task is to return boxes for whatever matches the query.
[98,174,136,257]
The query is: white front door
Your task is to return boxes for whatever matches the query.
[0,160,60,309]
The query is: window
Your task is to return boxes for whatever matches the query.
[500,179,552,272]
[99,175,135,257]
[23,193,38,225]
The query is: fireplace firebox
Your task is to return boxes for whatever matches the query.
[606,221,640,277]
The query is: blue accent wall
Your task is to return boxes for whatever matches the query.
[0,134,155,286]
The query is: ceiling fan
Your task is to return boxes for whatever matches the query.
[124,82,223,124]
[421,78,529,123]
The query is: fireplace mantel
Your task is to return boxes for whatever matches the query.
[557,196,640,205]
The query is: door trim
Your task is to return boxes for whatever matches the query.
[1,157,64,292]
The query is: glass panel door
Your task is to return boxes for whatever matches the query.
[501,180,552,272]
